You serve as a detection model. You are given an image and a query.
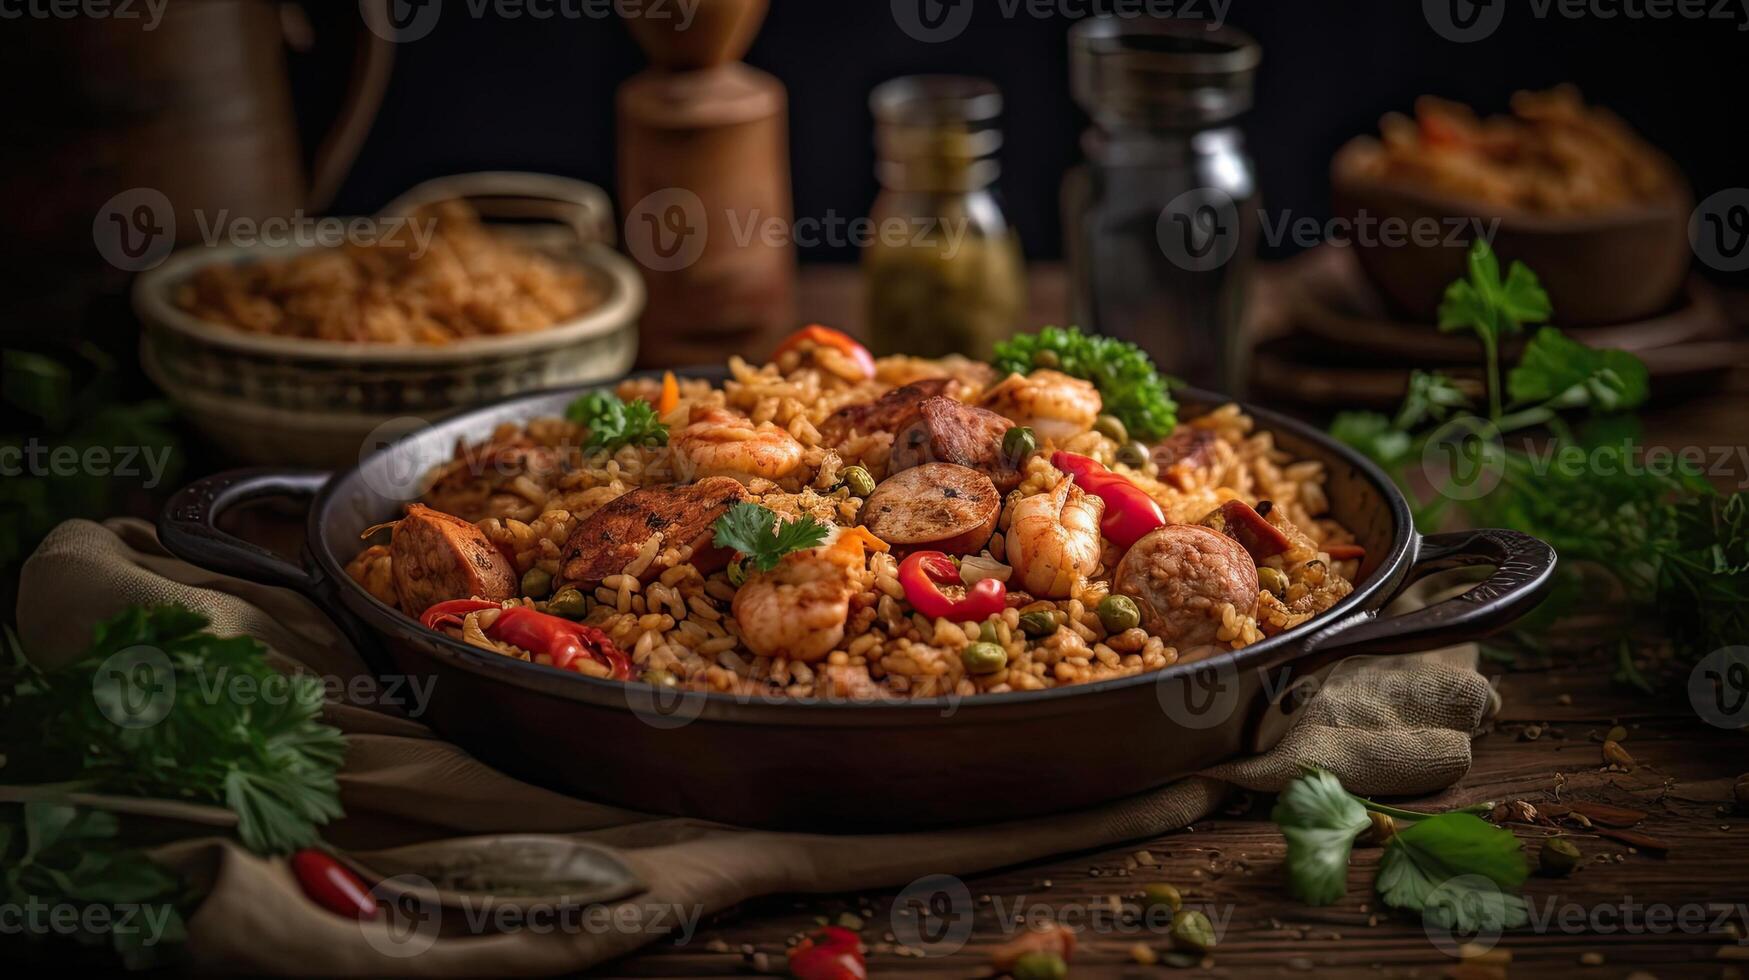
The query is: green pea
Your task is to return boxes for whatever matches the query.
[840,465,876,498]
[1170,908,1217,952]
[1031,349,1061,370]
[1018,610,1058,638]
[1257,566,1290,598]
[1142,882,1182,913]
[640,669,679,688]
[1003,426,1037,461]
[979,620,1000,644]
[961,641,1008,675]
[1093,414,1129,444]
[520,567,554,599]
[1012,952,1067,980]
[546,587,587,618]
[1096,594,1141,633]
[726,559,748,587]
[1116,440,1149,469]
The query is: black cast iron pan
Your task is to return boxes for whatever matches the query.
[159,373,1555,831]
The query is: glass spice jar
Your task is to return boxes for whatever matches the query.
[1063,18,1262,393]
[863,76,1026,360]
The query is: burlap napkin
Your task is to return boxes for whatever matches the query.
[15,518,1493,976]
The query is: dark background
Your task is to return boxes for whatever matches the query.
[302,0,1747,268]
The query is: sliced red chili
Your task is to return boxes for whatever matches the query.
[1204,499,1294,561]
[1325,543,1366,562]
[898,550,1007,621]
[787,925,866,980]
[419,600,632,679]
[1050,452,1167,551]
[774,325,876,380]
[290,848,377,920]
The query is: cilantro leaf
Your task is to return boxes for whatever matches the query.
[1397,371,1474,430]
[1331,411,1413,469]
[1507,327,1649,413]
[711,502,831,573]
[991,326,1177,441]
[1375,812,1529,933]
[1438,242,1551,342]
[1271,769,1372,905]
[566,390,669,452]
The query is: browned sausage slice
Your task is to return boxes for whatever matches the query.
[888,396,1025,493]
[1112,524,1258,651]
[557,477,751,589]
[818,379,964,445]
[391,503,517,616]
[860,463,999,556]
[1200,499,1293,561]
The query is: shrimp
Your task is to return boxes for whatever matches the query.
[978,370,1102,443]
[732,527,887,663]
[672,408,806,482]
[1005,476,1104,598]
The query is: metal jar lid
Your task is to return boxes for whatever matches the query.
[1070,17,1261,130]
[870,75,1004,190]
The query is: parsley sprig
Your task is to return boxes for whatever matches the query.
[991,326,1178,441]
[712,502,832,573]
[565,390,669,452]
[1333,240,1746,675]
[1273,769,1524,933]
[0,606,346,855]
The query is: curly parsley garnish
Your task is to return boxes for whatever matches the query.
[566,391,669,452]
[711,502,831,573]
[991,325,1177,441]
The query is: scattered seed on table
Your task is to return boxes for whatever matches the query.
[1580,951,1605,965]
[1606,724,1628,743]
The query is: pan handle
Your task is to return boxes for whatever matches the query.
[159,469,330,596]
[1244,528,1556,752]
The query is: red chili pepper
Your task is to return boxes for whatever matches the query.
[1050,452,1167,551]
[898,551,1007,621]
[1205,499,1294,561]
[1326,543,1366,562]
[290,848,377,920]
[420,600,632,679]
[773,325,876,380]
[788,926,866,980]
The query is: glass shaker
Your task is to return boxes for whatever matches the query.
[864,76,1026,360]
[1063,18,1262,393]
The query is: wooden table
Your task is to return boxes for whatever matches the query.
[599,265,1749,978]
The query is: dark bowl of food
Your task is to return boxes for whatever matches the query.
[159,330,1555,830]
[1332,87,1693,326]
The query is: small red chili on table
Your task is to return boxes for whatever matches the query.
[788,925,866,980]
[1051,451,1167,551]
[421,600,632,679]
[898,550,1007,621]
[290,848,377,920]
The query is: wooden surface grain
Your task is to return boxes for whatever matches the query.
[595,265,1749,978]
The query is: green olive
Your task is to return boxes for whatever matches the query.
[1170,908,1217,952]
[1096,594,1141,633]
[840,465,876,498]
[1031,349,1061,370]
[1003,426,1037,461]
[961,641,1008,675]
[1116,440,1150,469]
[1012,952,1067,980]
[726,559,748,588]
[1094,414,1129,444]
[1018,610,1058,638]
[1257,566,1290,598]
[546,587,588,618]
[520,567,554,599]
[640,668,679,688]
[1142,882,1182,913]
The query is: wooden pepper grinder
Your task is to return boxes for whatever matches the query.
[618,0,796,367]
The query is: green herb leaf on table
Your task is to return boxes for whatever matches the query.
[1270,769,1371,905]
[1331,411,1413,469]
[566,390,670,452]
[990,326,1178,441]
[1437,242,1552,343]
[1375,812,1530,933]
[1508,327,1649,413]
[711,502,831,573]
[0,605,346,855]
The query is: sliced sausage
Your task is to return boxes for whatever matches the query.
[860,463,999,556]
[1113,524,1258,650]
[557,477,750,589]
[888,396,1024,493]
[818,378,964,445]
[1151,428,1220,491]
[391,503,517,616]
[1200,499,1293,562]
